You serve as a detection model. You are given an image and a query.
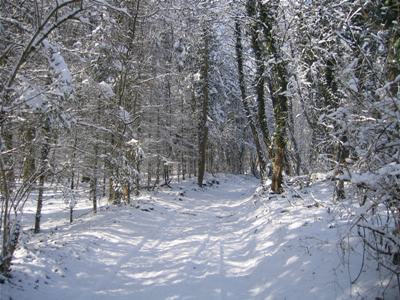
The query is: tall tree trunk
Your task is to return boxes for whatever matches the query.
[250,18,272,153]
[323,58,348,199]
[198,30,209,187]
[34,117,51,233]
[23,127,36,181]
[235,19,268,182]
[247,0,273,160]
[69,136,78,223]
[92,142,98,213]
[34,174,45,233]
[247,0,289,193]
[91,177,97,213]
[260,0,289,193]
[135,159,140,196]
[0,135,12,277]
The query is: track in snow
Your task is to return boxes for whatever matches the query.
[78,177,259,299]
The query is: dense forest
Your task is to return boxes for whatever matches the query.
[1,0,400,290]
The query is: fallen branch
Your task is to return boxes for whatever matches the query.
[283,180,305,201]
[311,193,325,208]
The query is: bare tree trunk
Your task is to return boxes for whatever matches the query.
[92,143,98,213]
[34,117,51,233]
[135,159,140,196]
[23,127,36,181]
[91,178,98,213]
[0,135,11,277]
[34,174,45,233]
[198,29,209,187]
[235,19,268,182]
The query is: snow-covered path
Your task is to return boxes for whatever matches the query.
[2,174,398,299]
[75,178,259,300]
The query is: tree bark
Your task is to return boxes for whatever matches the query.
[23,127,36,181]
[34,117,51,233]
[198,29,210,187]
[235,19,268,182]
[246,0,289,193]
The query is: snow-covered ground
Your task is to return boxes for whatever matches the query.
[1,174,398,299]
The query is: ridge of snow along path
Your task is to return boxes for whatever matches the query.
[1,174,398,299]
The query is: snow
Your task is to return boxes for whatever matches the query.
[42,40,72,87]
[193,72,201,82]
[92,0,132,18]
[18,77,46,109]
[1,174,397,299]
[347,78,359,92]
[99,81,115,98]
[127,139,139,145]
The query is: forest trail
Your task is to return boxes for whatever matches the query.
[75,176,260,300]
